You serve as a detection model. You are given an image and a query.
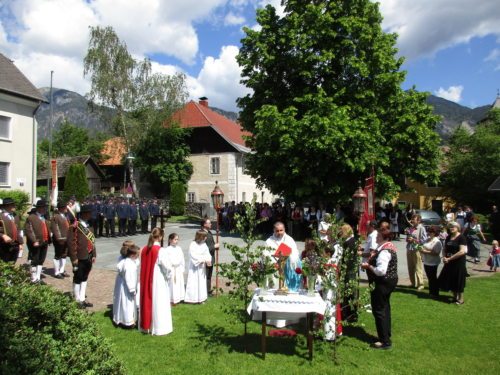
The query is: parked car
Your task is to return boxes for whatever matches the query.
[415,209,443,229]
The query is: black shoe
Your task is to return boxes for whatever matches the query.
[83,300,93,308]
[77,302,86,309]
[54,274,64,279]
[371,342,392,350]
[62,271,70,277]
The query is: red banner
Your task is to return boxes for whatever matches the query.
[50,159,58,207]
[358,172,375,236]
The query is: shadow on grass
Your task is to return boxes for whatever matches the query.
[395,286,452,304]
[193,322,311,360]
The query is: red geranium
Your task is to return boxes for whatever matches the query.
[295,267,302,274]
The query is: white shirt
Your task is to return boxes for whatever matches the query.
[363,230,378,255]
[371,248,392,276]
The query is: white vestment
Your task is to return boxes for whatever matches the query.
[166,245,186,304]
[184,241,211,303]
[113,256,138,326]
[139,243,173,335]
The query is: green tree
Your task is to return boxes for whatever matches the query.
[134,125,193,197]
[83,26,188,197]
[443,108,500,211]
[63,164,90,202]
[169,181,187,215]
[237,0,441,202]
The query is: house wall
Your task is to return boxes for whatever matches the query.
[393,179,454,213]
[0,93,38,202]
[187,152,275,206]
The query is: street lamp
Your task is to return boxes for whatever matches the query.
[123,153,135,197]
[352,181,367,234]
[211,180,224,297]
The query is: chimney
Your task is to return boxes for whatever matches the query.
[199,96,208,107]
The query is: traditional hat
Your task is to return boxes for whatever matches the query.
[0,197,15,206]
[57,201,67,209]
[35,199,48,208]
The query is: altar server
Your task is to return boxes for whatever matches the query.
[166,233,185,304]
[139,228,173,335]
[185,230,212,304]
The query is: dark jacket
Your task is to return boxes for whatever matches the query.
[67,220,96,263]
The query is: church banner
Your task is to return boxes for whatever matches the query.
[50,159,58,207]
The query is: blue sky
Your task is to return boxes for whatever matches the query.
[1,0,499,111]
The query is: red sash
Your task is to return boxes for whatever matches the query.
[11,220,17,242]
[140,244,161,331]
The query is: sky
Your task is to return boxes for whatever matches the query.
[0,0,499,112]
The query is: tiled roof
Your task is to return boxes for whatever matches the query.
[0,53,46,102]
[37,155,104,180]
[100,137,126,166]
[173,100,250,152]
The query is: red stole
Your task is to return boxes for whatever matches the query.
[140,244,161,331]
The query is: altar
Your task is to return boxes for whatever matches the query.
[247,289,327,360]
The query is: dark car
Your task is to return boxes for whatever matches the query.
[415,209,443,229]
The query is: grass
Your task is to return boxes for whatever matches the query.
[93,274,500,375]
[167,215,202,224]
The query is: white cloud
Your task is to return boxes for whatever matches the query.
[258,0,285,17]
[379,0,500,61]
[187,45,250,111]
[435,85,464,103]
[224,12,245,26]
[485,48,500,62]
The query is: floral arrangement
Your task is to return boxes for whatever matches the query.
[300,252,323,277]
[250,257,278,287]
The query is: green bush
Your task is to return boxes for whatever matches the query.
[36,186,49,200]
[0,189,31,215]
[0,262,125,375]
[63,164,90,202]
[169,181,186,216]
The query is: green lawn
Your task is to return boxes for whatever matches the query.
[93,274,500,375]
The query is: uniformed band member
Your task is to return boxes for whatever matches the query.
[51,201,70,279]
[0,197,24,263]
[104,198,117,237]
[117,199,129,236]
[96,197,104,237]
[24,199,51,284]
[139,200,150,233]
[67,204,96,308]
[149,199,160,231]
[128,199,138,235]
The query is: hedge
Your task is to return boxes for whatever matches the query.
[0,262,125,375]
[169,181,186,216]
[0,189,31,215]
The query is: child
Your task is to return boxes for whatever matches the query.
[166,233,185,304]
[489,240,500,272]
[113,240,140,328]
[184,230,212,304]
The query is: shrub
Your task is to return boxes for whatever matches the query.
[36,186,49,201]
[0,189,31,215]
[0,262,125,375]
[63,164,90,202]
[169,181,186,216]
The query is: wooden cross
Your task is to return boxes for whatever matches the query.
[154,208,170,246]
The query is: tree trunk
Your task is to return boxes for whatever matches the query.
[129,159,139,198]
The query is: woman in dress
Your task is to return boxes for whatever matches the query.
[166,233,185,304]
[139,228,173,335]
[406,214,427,290]
[113,240,140,327]
[419,226,442,298]
[463,215,486,263]
[438,222,468,304]
[185,230,212,304]
[361,228,398,350]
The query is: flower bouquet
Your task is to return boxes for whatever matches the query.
[250,257,278,290]
[300,253,324,295]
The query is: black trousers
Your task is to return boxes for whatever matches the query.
[119,218,127,235]
[29,244,48,266]
[206,265,214,294]
[128,219,137,235]
[73,258,93,284]
[98,216,104,236]
[151,217,157,231]
[424,264,439,296]
[91,218,98,235]
[0,244,19,263]
[370,280,396,345]
[141,218,149,233]
[105,218,115,237]
[53,241,67,259]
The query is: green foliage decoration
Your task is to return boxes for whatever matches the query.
[63,164,90,202]
[0,262,125,375]
[169,181,187,216]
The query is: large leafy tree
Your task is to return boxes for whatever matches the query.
[443,108,500,211]
[83,26,188,196]
[237,0,441,202]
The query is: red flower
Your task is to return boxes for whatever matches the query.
[295,267,302,274]
[251,263,258,271]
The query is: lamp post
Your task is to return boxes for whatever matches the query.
[211,181,224,297]
[123,153,135,197]
[352,181,367,234]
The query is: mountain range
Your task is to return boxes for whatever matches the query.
[35,88,493,142]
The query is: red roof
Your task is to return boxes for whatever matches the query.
[100,137,126,166]
[173,100,250,151]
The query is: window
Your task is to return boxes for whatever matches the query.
[210,157,220,175]
[0,115,11,140]
[187,192,195,203]
[0,162,9,186]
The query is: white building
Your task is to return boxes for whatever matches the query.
[0,53,45,202]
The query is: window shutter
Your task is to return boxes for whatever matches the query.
[0,162,9,185]
[0,116,11,139]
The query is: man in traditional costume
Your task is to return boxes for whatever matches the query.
[51,201,70,279]
[67,205,96,308]
[0,197,24,263]
[24,199,51,283]
[201,218,219,295]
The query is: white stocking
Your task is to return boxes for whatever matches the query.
[36,265,43,281]
[31,267,37,282]
[60,258,66,274]
[79,281,87,302]
[53,259,60,275]
[73,284,81,301]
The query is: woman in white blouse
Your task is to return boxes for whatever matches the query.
[419,226,443,298]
